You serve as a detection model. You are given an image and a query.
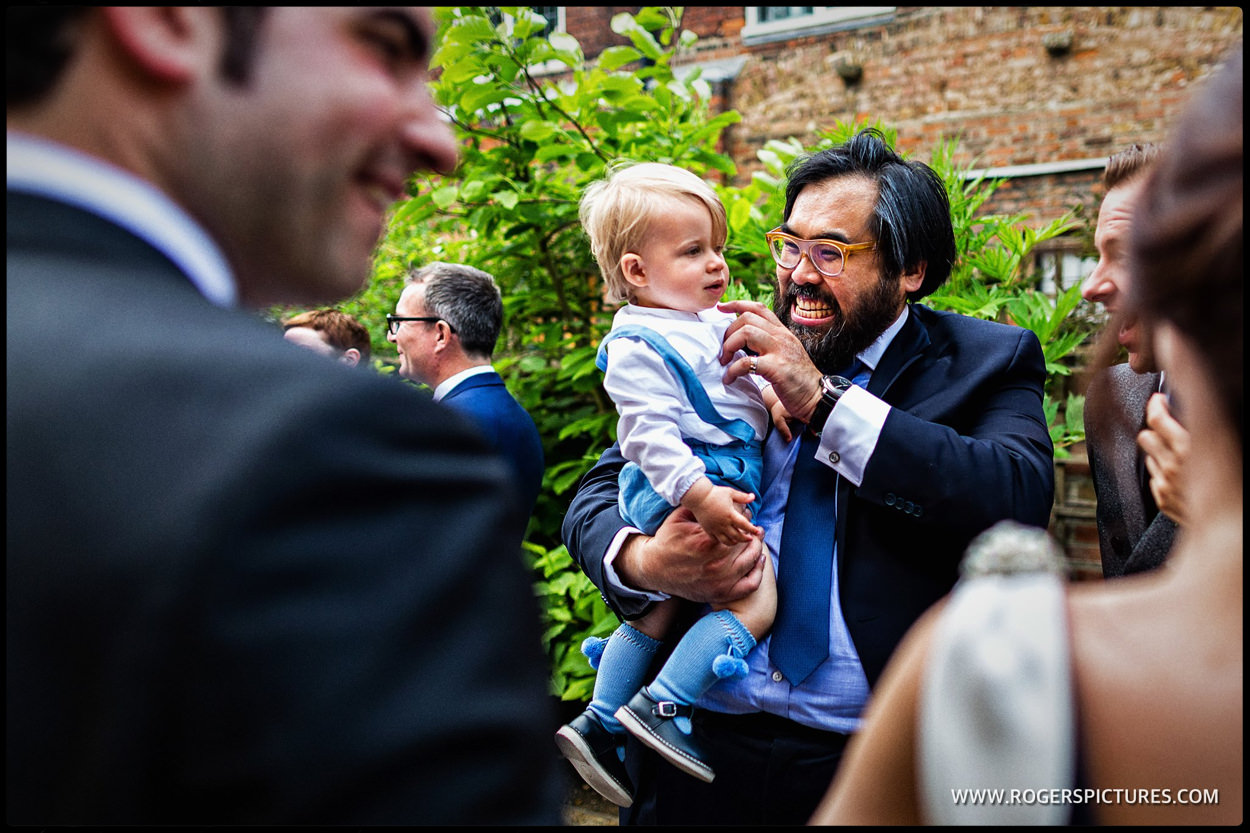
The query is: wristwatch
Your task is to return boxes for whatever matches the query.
[807,375,853,436]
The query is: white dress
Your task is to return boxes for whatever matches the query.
[919,520,1077,825]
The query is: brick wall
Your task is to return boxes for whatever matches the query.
[752,8,1236,219]
[566,6,1242,225]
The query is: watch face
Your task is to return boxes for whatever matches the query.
[824,375,852,394]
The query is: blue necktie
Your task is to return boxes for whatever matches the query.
[771,362,866,685]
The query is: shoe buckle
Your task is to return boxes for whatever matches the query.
[654,700,680,718]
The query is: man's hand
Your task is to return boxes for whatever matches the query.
[718,299,824,424]
[1138,392,1191,526]
[614,506,767,605]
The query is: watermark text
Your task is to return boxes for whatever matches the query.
[951,787,1219,807]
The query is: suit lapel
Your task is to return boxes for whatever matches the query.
[866,304,930,401]
[835,305,931,557]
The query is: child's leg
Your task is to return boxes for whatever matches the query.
[644,607,757,715]
[720,545,777,640]
[647,544,776,708]
[557,600,676,807]
[614,548,775,782]
[584,599,675,732]
[615,607,756,783]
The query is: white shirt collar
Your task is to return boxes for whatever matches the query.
[7,131,237,308]
[856,304,910,372]
[433,364,495,402]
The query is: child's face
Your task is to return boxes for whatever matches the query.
[624,196,729,313]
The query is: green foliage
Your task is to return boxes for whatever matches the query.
[920,140,1089,457]
[382,6,760,698]
[351,7,1098,699]
[526,541,617,701]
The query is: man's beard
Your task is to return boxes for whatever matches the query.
[774,274,904,374]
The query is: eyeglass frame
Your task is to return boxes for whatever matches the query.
[386,314,455,336]
[764,227,877,278]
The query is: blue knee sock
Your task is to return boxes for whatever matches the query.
[586,622,662,734]
[646,610,757,733]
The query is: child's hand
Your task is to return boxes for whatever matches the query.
[769,398,794,443]
[681,477,761,546]
[763,384,795,443]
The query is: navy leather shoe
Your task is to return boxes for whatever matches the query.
[555,710,634,807]
[615,689,714,783]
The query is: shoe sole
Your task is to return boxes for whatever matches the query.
[554,724,634,808]
[615,705,715,783]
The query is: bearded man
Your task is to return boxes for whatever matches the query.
[561,128,1055,825]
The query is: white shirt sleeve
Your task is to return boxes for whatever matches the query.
[602,526,672,603]
[812,383,890,486]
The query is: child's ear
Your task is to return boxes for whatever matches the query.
[621,253,647,288]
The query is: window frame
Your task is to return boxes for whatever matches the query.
[741,7,895,45]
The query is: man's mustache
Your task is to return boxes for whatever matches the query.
[781,285,847,340]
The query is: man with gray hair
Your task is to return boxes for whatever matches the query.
[388,262,545,521]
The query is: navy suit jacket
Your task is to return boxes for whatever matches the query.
[441,371,545,521]
[562,304,1054,688]
[6,190,561,825]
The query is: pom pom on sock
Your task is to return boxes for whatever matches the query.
[712,653,750,680]
[581,635,609,669]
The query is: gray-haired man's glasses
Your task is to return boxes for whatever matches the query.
[386,315,455,336]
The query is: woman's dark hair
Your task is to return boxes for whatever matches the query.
[1131,43,1242,441]
[783,128,957,301]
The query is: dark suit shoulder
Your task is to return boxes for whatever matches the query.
[1085,364,1159,455]
[1090,363,1159,415]
[8,226,560,822]
[910,303,1040,347]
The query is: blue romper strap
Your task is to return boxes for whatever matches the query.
[597,324,757,444]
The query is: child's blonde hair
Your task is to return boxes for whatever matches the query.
[579,161,728,305]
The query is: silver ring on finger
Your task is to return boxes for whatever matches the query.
[749,355,759,375]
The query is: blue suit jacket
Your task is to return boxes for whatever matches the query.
[562,304,1054,688]
[442,371,545,521]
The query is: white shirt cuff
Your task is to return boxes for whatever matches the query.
[603,526,672,603]
[813,384,889,486]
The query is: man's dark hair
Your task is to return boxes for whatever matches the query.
[7,7,268,107]
[783,128,957,301]
[6,7,91,106]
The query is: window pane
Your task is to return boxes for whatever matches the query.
[487,6,561,35]
[758,7,815,24]
[532,6,559,35]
